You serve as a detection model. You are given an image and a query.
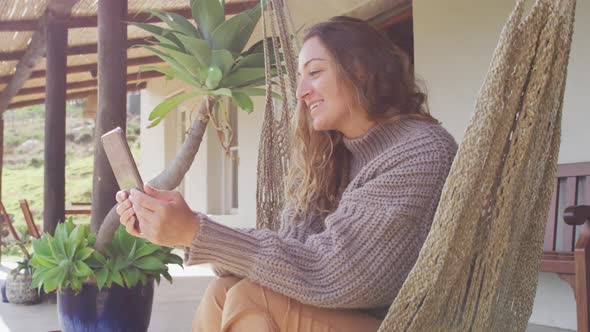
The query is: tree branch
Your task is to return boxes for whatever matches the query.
[95,97,212,251]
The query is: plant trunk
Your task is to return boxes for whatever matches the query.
[94,97,213,251]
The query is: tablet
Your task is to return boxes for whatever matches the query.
[101,127,144,192]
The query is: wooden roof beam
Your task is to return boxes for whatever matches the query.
[375,8,412,30]
[16,70,164,97]
[0,55,164,85]
[0,1,259,32]
[0,0,81,113]
[7,81,147,110]
[0,37,153,62]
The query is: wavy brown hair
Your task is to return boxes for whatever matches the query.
[285,16,438,220]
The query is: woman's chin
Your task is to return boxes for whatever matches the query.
[312,119,331,132]
[310,113,339,131]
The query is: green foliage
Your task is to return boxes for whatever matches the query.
[133,0,281,127]
[1,109,140,235]
[190,0,224,41]
[209,6,261,54]
[30,219,182,294]
[88,226,182,290]
[12,256,34,276]
[9,226,35,276]
[147,91,202,128]
[30,218,96,294]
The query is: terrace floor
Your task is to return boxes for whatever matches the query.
[0,262,575,332]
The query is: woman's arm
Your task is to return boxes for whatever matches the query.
[185,140,455,309]
[197,207,325,277]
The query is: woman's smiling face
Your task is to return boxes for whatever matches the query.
[296,36,357,134]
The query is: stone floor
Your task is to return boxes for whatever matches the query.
[0,262,575,332]
[526,325,574,332]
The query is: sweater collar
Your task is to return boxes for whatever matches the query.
[343,118,428,176]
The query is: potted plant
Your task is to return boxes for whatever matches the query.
[5,230,39,305]
[30,218,182,332]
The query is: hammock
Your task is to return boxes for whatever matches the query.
[256,0,577,331]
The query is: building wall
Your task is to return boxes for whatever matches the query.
[139,78,184,181]
[413,0,589,330]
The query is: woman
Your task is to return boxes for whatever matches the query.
[116,16,458,332]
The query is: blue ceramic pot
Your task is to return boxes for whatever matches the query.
[57,279,154,332]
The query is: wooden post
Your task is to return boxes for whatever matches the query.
[43,17,68,235]
[91,0,128,233]
[0,114,3,203]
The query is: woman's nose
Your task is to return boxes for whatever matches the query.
[296,78,311,100]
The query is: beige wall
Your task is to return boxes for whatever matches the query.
[414,0,589,330]
[139,79,185,182]
[140,78,266,229]
[414,0,590,163]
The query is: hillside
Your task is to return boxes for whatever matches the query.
[2,102,140,235]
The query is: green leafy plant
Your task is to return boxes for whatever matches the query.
[131,0,279,128]
[10,245,35,275]
[9,226,34,276]
[30,218,182,294]
[12,256,34,276]
[88,226,182,290]
[30,218,97,293]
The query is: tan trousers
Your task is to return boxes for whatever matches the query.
[192,276,383,332]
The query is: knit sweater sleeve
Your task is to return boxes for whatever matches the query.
[186,131,456,309]
[194,205,324,277]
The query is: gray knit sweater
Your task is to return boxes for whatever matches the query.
[185,118,458,316]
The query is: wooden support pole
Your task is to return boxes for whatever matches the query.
[0,115,3,203]
[43,17,68,235]
[91,0,128,233]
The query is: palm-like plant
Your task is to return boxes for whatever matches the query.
[95,0,278,248]
[135,0,271,126]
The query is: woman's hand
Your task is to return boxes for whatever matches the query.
[125,183,201,247]
[115,190,138,233]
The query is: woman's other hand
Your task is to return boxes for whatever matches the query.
[115,190,139,236]
[128,183,201,247]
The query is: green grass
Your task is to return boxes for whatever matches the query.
[2,104,141,235]
[3,147,141,228]
[1,103,142,264]
[3,155,94,229]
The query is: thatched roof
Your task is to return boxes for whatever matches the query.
[0,0,258,111]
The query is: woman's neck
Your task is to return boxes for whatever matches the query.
[340,118,376,139]
[343,119,429,179]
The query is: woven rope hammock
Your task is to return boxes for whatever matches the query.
[255,0,299,230]
[256,0,577,331]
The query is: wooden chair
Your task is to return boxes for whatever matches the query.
[564,205,590,332]
[19,199,41,239]
[541,162,590,332]
[0,201,21,242]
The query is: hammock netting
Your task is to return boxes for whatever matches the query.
[255,0,577,330]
